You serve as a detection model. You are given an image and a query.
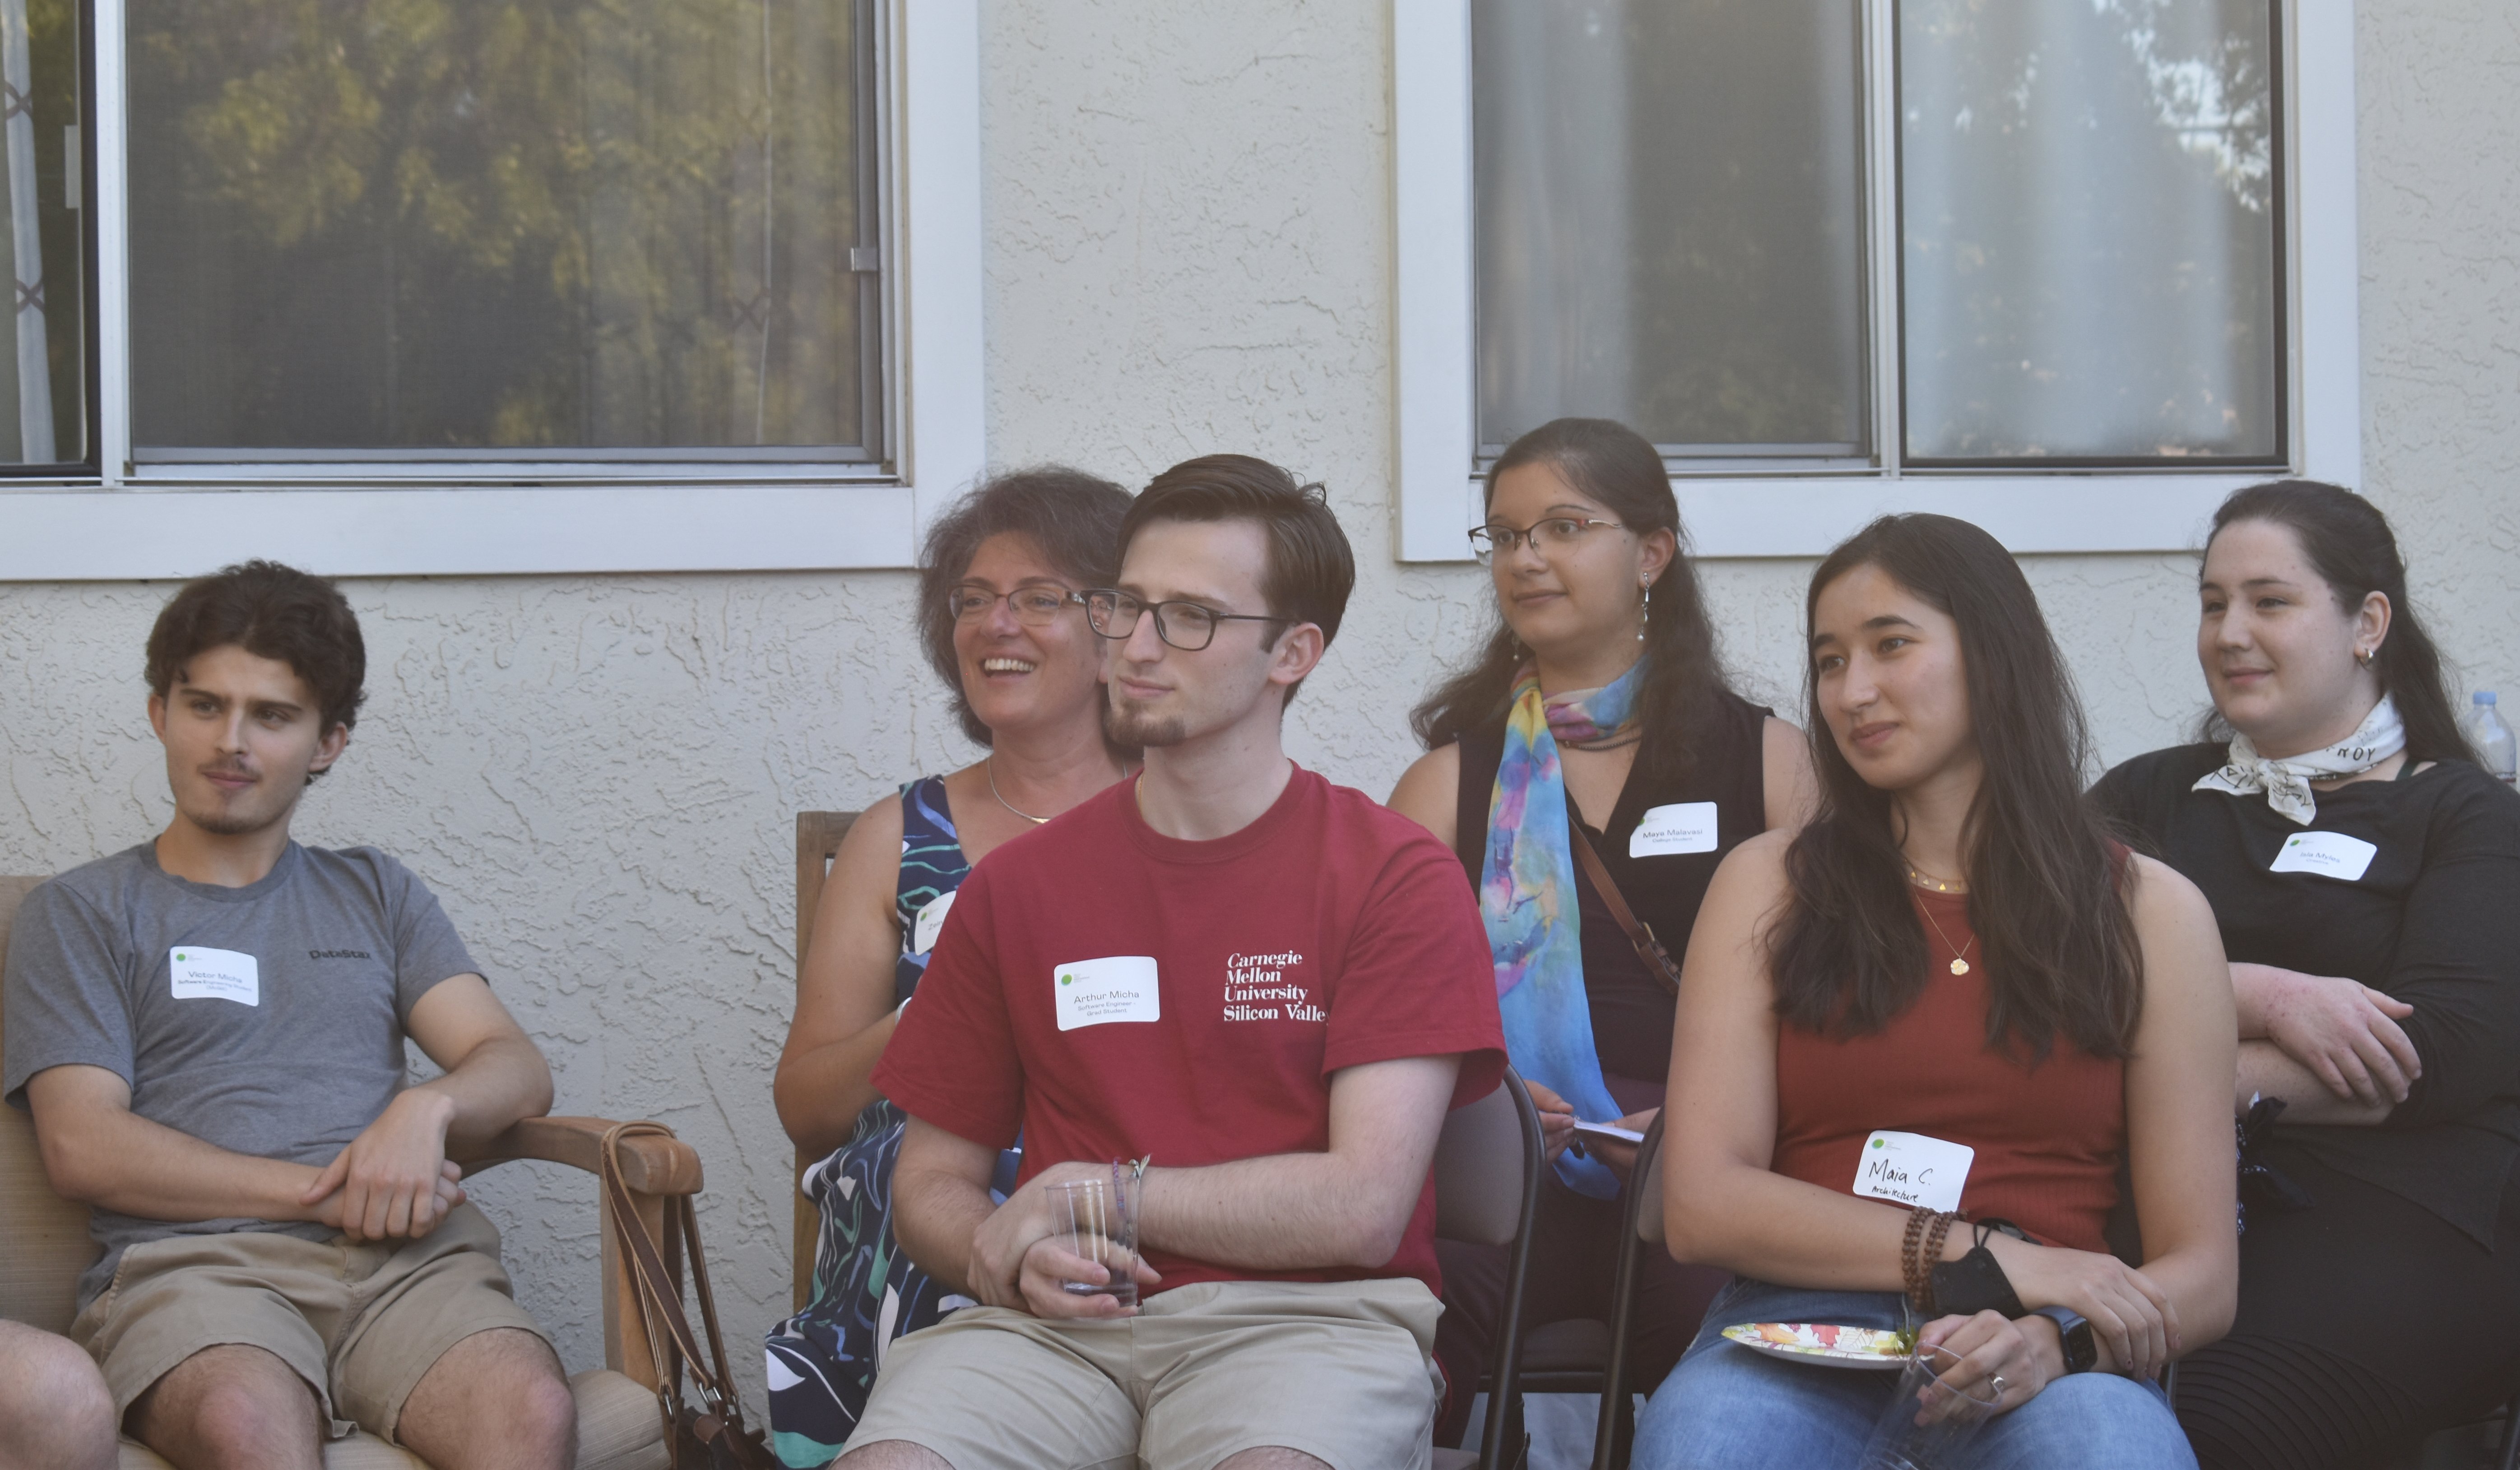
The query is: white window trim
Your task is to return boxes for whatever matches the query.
[0,0,984,580]
[1392,0,2360,563]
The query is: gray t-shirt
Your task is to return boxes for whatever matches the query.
[3,841,479,1307]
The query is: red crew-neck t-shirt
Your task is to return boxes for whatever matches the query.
[873,765,1507,1299]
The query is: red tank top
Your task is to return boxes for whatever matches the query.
[1770,887,2125,1253]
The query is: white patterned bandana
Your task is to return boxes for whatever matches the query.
[2194,695,2406,825]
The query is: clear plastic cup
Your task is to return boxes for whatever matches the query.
[1856,1342,2005,1469]
[1048,1168,1143,1310]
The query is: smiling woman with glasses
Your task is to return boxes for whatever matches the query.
[1389,416,1820,1447]
[767,466,1135,1461]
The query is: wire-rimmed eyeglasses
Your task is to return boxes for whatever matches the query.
[1467,516,1629,564]
[1081,589,1292,652]
[946,584,1086,626]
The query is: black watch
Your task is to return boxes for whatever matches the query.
[2032,1305,2099,1374]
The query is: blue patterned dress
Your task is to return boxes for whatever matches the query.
[764,778,1021,1467]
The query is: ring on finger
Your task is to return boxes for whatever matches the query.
[1989,1373,2009,1399]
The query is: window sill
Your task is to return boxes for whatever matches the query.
[0,479,916,579]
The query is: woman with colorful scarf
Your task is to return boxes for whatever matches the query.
[2090,481,2520,1469]
[766,468,1136,1468]
[1390,417,1817,1447]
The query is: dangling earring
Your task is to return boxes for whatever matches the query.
[1638,578,1652,643]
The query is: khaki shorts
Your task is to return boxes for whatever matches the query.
[846,1276,1445,1470]
[69,1201,548,1444]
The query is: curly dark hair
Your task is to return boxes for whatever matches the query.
[917,466,1134,746]
[144,561,368,782]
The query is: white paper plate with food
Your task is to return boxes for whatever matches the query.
[1720,1321,1911,1369]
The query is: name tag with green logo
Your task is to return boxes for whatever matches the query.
[2269,830,2377,882]
[1053,955,1160,1031]
[1854,1130,1972,1212]
[169,946,260,1006]
[912,890,958,955]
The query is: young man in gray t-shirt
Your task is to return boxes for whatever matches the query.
[2,561,575,1470]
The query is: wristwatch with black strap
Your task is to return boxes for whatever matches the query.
[2030,1305,2100,1375]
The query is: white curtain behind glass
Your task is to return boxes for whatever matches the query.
[1474,0,1867,458]
[1901,0,2279,461]
[1476,0,1633,450]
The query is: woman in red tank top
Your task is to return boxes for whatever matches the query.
[1631,515,2240,1470]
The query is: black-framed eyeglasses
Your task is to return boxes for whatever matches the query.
[946,584,1085,626]
[1467,516,1628,564]
[1081,589,1292,652]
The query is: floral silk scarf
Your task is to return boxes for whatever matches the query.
[1480,660,1645,1198]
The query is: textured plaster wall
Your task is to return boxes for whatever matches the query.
[1,0,2513,1422]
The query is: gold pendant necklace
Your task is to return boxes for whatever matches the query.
[1917,898,1976,976]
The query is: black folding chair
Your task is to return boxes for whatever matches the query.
[1584,1112,1670,1470]
[1432,1065,1546,1470]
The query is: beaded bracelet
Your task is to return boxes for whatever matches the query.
[1899,1207,1935,1310]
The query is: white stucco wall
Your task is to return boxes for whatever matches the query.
[2,0,2513,1421]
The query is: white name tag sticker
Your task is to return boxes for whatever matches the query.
[1053,956,1161,1031]
[1629,802,1719,858]
[1852,1130,1972,1213]
[911,890,958,955]
[169,946,259,1006]
[2269,830,2377,882]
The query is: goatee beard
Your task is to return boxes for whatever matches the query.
[1108,708,1187,748]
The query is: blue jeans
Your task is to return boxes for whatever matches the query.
[1632,1279,2198,1470]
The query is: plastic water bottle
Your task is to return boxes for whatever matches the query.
[2472,692,2518,786]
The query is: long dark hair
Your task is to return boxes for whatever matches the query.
[2201,479,2473,764]
[916,465,1132,747]
[1773,515,2141,1061]
[1411,418,1729,784]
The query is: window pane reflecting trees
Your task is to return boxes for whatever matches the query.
[127,0,877,457]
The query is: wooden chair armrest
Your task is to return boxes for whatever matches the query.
[455,1116,705,1197]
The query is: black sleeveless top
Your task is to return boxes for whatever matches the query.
[1452,688,1773,1090]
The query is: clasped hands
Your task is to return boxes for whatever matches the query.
[967,1160,1162,1321]
[297,1088,467,1243]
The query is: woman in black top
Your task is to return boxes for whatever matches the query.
[2090,480,2520,1470]
[1390,417,1816,1445]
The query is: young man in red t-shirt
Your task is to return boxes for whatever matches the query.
[839,457,1507,1470]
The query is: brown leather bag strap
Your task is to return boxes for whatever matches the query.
[599,1122,773,1470]
[1569,824,1683,997]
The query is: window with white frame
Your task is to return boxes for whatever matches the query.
[0,0,986,580]
[124,0,885,465]
[1394,0,2358,560]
